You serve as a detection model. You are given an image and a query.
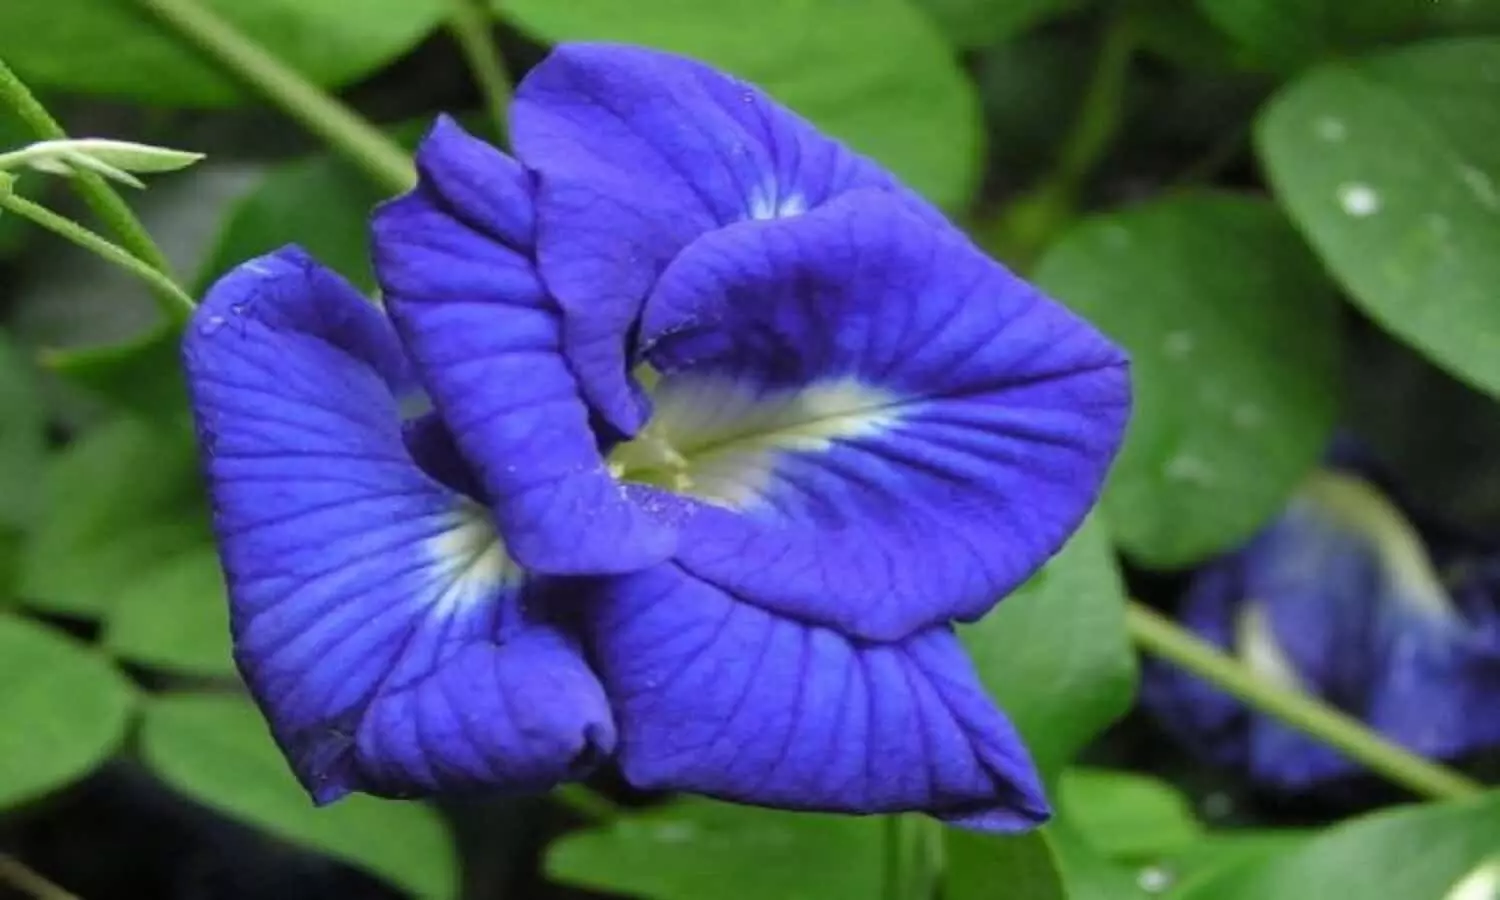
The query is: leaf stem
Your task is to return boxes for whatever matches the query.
[0,854,79,900]
[1125,601,1484,802]
[0,192,196,314]
[0,59,187,319]
[447,0,514,144]
[131,0,414,195]
[983,5,1137,268]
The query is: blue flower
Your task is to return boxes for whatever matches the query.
[1142,461,1500,790]
[185,43,1130,830]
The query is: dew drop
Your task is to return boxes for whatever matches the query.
[1138,866,1175,894]
[1459,165,1500,212]
[1232,403,1264,429]
[1444,858,1500,900]
[1100,224,1132,249]
[1200,791,1235,820]
[1162,330,1195,359]
[1337,183,1381,217]
[1165,454,1217,487]
[652,823,698,844]
[199,315,226,335]
[1314,116,1347,142]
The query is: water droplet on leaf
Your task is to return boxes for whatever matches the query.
[1314,117,1346,142]
[1337,183,1381,217]
[1162,330,1195,359]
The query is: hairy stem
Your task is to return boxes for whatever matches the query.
[447,0,514,143]
[0,59,186,318]
[1125,601,1484,802]
[132,0,414,195]
[1,192,196,314]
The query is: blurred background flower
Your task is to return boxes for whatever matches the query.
[1144,439,1500,791]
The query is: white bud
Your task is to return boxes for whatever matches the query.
[0,138,204,187]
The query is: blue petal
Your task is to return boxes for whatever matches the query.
[615,192,1129,641]
[371,117,675,576]
[183,248,615,801]
[1139,563,1251,772]
[588,562,1051,831]
[511,42,940,435]
[1147,468,1500,788]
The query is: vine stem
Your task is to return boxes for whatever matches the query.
[1,191,196,314]
[131,0,414,195]
[982,4,1137,268]
[447,0,514,144]
[0,59,188,319]
[1125,601,1484,802]
[0,854,78,900]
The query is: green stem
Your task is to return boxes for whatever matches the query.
[0,59,186,318]
[1,192,196,314]
[983,5,1137,268]
[552,784,624,823]
[1125,601,1484,802]
[131,0,414,195]
[882,815,940,900]
[447,0,514,144]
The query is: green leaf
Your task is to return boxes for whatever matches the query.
[912,0,1079,49]
[0,0,445,106]
[140,693,458,899]
[1157,829,1310,896]
[0,613,135,808]
[1195,0,1431,71]
[42,323,188,422]
[1058,768,1202,860]
[196,152,385,294]
[959,515,1137,782]
[1035,191,1341,567]
[1046,823,1151,900]
[0,334,45,535]
[546,799,882,900]
[499,0,982,210]
[19,417,209,617]
[104,545,233,677]
[1257,38,1500,400]
[946,831,1067,900]
[1173,794,1500,899]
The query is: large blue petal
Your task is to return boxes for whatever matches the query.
[183,248,615,801]
[615,191,1129,641]
[587,561,1050,830]
[371,117,675,576]
[511,42,939,435]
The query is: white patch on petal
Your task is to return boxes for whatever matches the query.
[425,499,520,613]
[746,185,807,221]
[1236,603,1306,691]
[1296,471,1456,620]
[611,374,902,509]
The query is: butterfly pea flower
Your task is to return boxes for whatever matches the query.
[185,43,1131,830]
[1142,464,1500,790]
